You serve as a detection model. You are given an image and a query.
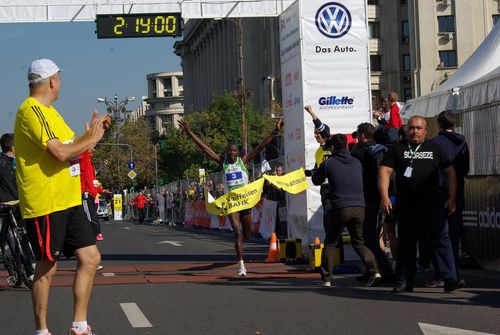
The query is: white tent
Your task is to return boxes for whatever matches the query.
[401,22,500,119]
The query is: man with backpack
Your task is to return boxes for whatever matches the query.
[351,123,394,283]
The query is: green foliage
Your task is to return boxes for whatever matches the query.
[93,118,156,191]
[159,92,274,182]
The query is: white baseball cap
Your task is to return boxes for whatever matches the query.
[28,59,61,84]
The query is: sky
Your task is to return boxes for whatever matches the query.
[0,21,182,135]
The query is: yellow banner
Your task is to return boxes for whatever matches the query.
[205,168,308,216]
[262,168,308,194]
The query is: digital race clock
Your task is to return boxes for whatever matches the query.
[96,13,182,39]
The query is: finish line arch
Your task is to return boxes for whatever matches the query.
[0,0,295,23]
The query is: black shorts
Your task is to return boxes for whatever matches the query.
[25,205,96,261]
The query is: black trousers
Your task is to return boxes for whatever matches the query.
[138,208,146,224]
[395,203,457,286]
[363,200,394,276]
[321,206,379,282]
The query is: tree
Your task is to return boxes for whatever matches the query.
[93,118,156,191]
[159,92,274,182]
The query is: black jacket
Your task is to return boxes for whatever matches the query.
[351,140,380,201]
[0,153,18,202]
[312,149,365,209]
[432,130,470,202]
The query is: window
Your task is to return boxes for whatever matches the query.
[370,55,382,71]
[403,88,412,101]
[401,21,410,43]
[402,54,411,71]
[367,0,378,4]
[493,15,500,26]
[439,50,457,68]
[438,16,455,32]
[163,78,172,97]
[368,22,380,39]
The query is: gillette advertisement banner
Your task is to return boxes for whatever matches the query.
[280,0,370,244]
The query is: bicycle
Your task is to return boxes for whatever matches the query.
[0,200,36,289]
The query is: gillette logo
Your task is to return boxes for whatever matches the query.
[318,96,354,110]
[319,96,354,105]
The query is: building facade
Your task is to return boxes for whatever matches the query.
[174,1,499,112]
[407,0,499,97]
[174,18,281,116]
[144,71,184,136]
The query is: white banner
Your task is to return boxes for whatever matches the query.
[259,198,278,239]
[280,0,370,244]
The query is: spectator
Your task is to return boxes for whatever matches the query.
[14,58,110,335]
[351,123,394,283]
[312,134,381,288]
[79,146,104,241]
[379,115,464,293]
[0,133,18,202]
[131,191,151,224]
[430,111,470,282]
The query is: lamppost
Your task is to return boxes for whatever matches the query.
[97,94,136,125]
[235,18,248,155]
[96,95,135,189]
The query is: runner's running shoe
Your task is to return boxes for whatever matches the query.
[237,265,247,277]
[68,326,95,335]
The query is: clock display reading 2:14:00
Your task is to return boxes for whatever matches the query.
[96,13,182,38]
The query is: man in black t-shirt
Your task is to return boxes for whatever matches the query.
[378,116,465,293]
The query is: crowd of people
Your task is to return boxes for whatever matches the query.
[0,57,471,335]
[305,92,469,294]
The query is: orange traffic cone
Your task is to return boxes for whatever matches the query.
[265,232,280,263]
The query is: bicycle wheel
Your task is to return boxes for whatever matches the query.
[1,231,23,287]
[13,231,35,289]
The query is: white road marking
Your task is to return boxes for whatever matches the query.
[102,272,115,277]
[122,227,131,230]
[418,322,495,335]
[157,240,183,246]
[120,303,153,328]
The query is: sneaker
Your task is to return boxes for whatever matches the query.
[392,283,414,293]
[96,234,103,241]
[443,278,465,293]
[96,265,104,271]
[237,266,247,277]
[68,326,95,335]
[426,278,444,288]
[367,273,382,287]
[320,280,332,287]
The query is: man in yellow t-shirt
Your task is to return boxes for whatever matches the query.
[14,59,111,335]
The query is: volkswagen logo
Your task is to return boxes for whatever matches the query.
[315,2,352,38]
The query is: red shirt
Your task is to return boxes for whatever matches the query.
[386,103,403,129]
[133,194,150,209]
[79,151,102,198]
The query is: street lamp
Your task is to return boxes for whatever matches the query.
[97,95,136,124]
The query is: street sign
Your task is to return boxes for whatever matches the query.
[128,161,136,170]
[128,170,137,180]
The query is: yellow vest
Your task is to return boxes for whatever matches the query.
[315,145,330,167]
[14,97,81,218]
